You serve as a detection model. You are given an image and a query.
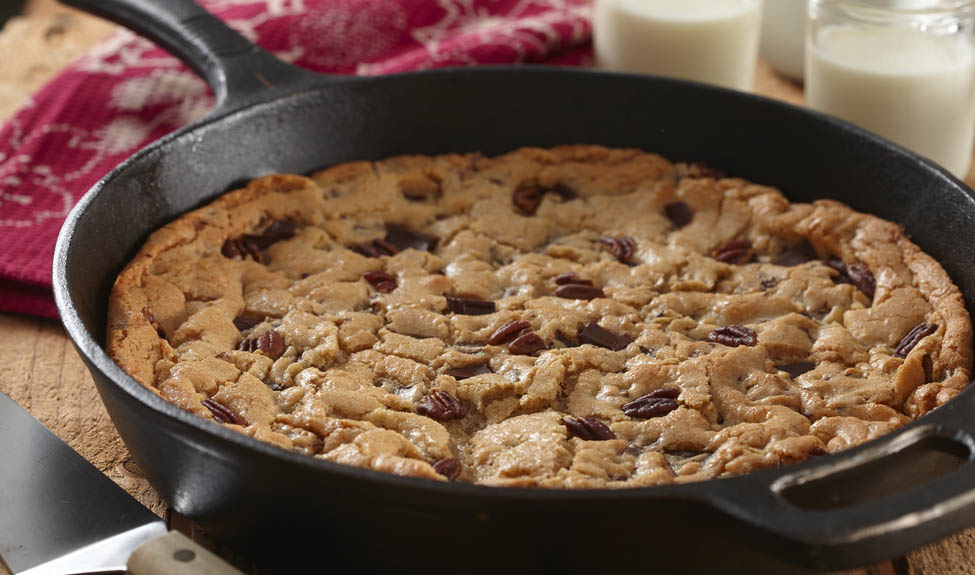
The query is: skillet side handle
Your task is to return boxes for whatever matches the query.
[708,401,975,571]
[59,0,326,115]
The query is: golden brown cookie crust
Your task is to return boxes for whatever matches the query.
[107,145,973,487]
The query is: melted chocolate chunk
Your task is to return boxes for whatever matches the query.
[578,322,632,351]
[232,312,264,332]
[446,295,496,316]
[221,220,296,263]
[385,225,437,252]
[894,323,938,358]
[664,201,694,228]
[202,398,245,425]
[489,320,532,345]
[222,237,263,263]
[250,220,296,249]
[433,457,462,481]
[143,308,167,340]
[554,284,605,300]
[564,416,616,441]
[416,390,467,421]
[778,362,816,378]
[445,362,493,380]
[773,240,817,267]
[707,325,758,347]
[712,239,754,265]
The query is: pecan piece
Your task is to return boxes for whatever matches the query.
[827,257,876,299]
[222,236,263,263]
[363,270,397,293]
[416,390,467,421]
[513,185,543,215]
[564,416,616,441]
[238,329,286,360]
[894,323,938,358]
[433,457,462,481]
[707,325,757,347]
[508,331,546,355]
[202,398,245,425]
[598,236,636,264]
[712,239,754,265]
[622,392,680,420]
[489,320,532,345]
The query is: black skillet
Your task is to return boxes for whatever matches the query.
[51,0,975,572]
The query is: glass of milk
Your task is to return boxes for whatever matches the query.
[594,0,764,91]
[807,0,975,178]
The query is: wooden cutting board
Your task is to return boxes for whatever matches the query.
[0,1,973,573]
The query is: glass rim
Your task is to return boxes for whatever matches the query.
[818,0,975,14]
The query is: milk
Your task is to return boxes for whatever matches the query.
[594,0,763,91]
[760,0,807,79]
[807,26,975,178]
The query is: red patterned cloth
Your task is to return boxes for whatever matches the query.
[0,0,592,318]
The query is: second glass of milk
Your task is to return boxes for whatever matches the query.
[594,0,764,91]
[807,0,975,179]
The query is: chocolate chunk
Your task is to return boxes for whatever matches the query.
[778,362,816,378]
[894,323,938,358]
[564,416,616,441]
[446,295,496,315]
[416,390,467,421]
[489,320,532,345]
[707,325,758,347]
[385,224,437,252]
[238,329,286,360]
[554,272,593,286]
[664,201,694,229]
[353,241,393,258]
[598,236,636,264]
[202,398,245,425]
[143,308,166,340]
[513,184,574,215]
[827,257,875,299]
[773,240,817,267]
[554,284,605,300]
[364,270,397,293]
[846,262,876,300]
[578,322,632,351]
[712,239,754,265]
[222,237,264,263]
[433,457,462,481]
[508,331,546,355]
[232,312,264,332]
[445,362,492,380]
[760,277,779,291]
[250,220,296,249]
[622,394,680,420]
[513,185,543,215]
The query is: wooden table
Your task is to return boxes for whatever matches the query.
[1,2,974,574]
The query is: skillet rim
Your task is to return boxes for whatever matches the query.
[51,64,975,507]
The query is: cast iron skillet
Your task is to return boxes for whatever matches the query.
[53,0,975,572]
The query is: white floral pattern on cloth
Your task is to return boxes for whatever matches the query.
[0,0,592,318]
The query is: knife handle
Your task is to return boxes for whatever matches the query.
[127,531,244,575]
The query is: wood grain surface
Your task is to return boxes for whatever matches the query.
[0,2,973,574]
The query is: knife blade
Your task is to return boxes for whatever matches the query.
[0,391,242,575]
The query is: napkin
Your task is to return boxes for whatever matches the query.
[0,0,592,318]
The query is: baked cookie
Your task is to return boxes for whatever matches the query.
[107,146,972,487]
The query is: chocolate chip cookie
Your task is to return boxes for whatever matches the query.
[107,146,973,487]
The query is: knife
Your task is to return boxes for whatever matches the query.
[0,391,243,575]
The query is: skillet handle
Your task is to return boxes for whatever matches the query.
[708,399,975,571]
[59,0,326,115]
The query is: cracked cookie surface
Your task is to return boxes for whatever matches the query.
[107,145,973,487]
